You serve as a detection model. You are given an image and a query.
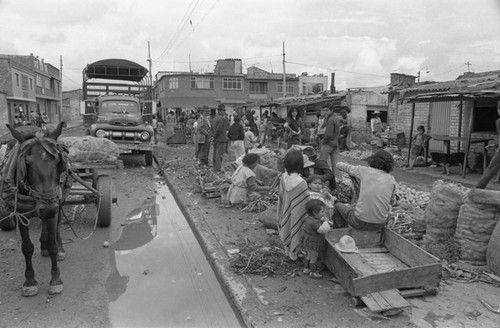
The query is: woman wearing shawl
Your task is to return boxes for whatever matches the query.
[277,148,310,260]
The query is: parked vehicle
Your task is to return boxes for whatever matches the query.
[81,59,156,165]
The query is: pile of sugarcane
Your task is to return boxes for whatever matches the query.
[230,246,299,276]
[240,189,278,212]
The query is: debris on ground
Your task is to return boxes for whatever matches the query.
[230,245,301,276]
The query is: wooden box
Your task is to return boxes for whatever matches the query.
[325,227,441,297]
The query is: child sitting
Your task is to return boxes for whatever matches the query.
[302,199,332,279]
[307,174,335,223]
[226,153,270,207]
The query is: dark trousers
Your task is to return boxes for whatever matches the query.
[476,151,500,189]
[333,203,385,231]
[198,141,211,165]
[213,142,225,171]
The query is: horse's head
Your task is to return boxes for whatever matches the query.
[6,122,67,208]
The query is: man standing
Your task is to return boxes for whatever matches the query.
[196,109,212,167]
[212,104,229,172]
[320,106,341,176]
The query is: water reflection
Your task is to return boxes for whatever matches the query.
[106,197,157,301]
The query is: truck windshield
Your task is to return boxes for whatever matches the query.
[101,101,139,115]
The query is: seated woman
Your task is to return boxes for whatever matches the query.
[333,150,397,231]
[226,153,270,207]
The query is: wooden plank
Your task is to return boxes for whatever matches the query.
[351,264,441,296]
[362,290,410,313]
[326,228,382,249]
[383,228,440,267]
[359,247,389,254]
[324,241,358,295]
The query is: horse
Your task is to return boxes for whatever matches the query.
[3,122,71,296]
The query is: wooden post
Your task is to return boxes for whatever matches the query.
[462,100,474,177]
[458,100,463,151]
[407,102,416,167]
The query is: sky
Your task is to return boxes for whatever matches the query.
[1,0,500,92]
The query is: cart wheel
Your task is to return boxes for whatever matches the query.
[352,296,363,307]
[97,175,112,227]
[144,151,153,166]
[0,216,16,231]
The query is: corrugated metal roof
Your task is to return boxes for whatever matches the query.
[399,71,500,102]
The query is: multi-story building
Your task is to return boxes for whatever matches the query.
[154,58,305,118]
[0,54,61,135]
[62,89,83,122]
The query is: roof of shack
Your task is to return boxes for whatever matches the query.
[398,70,500,102]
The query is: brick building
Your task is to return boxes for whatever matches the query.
[0,54,62,133]
[154,58,303,118]
[62,89,83,122]
[390,70,500,168]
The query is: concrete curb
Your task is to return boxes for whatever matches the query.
[160,168,257,328]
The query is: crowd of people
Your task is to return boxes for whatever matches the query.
[12,107,49,128]
[166,103,397,280]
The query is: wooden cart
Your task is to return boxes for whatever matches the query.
[325,227,441,314]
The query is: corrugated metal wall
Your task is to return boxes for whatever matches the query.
[429,101,452,152]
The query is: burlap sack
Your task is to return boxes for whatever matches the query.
[59,137,120,163]
[254,164,280,186]
[487,220,500,275]
[423,180,468,243]
[257,205,278,230]
[456,197,500,262]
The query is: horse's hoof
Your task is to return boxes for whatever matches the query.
[48,284,63,295]
[41,249,49,257]
[57,251,66,261]
[22,285,39,297]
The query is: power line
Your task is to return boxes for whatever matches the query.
[153,54,281,65]
[62,73,81,88]
[156,0,200,61]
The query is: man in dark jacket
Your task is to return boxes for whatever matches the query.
[320,106,341,175]
[301,146,336,190]
[212,104,230,172]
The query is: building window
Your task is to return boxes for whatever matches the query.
[277,82,294,94]
[169,77,178,89]
[21,75,29,90]
[15,73,20,87]
[36,75,42,87]
[223,78,242,90]
[249,82,268,94]
[29,78,33,90]
[191,77,214,89]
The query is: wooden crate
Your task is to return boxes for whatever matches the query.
[325,227,441,297]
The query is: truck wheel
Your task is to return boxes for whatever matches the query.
[97,175,112,227]
[144,151,153,166]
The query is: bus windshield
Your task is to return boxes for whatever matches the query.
[101,100,140,115]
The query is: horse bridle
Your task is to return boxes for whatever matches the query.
[17,137,65,208]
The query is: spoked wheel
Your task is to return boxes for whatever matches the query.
[97,175,112,227]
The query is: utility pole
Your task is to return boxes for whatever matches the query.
[282,41,286,98]
[147,41,154,114]
[189,51,192,72]
[59,55,63,122]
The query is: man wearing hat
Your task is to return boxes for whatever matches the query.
[301,146,336,190]
[212,104,230,172]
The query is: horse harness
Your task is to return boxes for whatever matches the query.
[0,137,70,220]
